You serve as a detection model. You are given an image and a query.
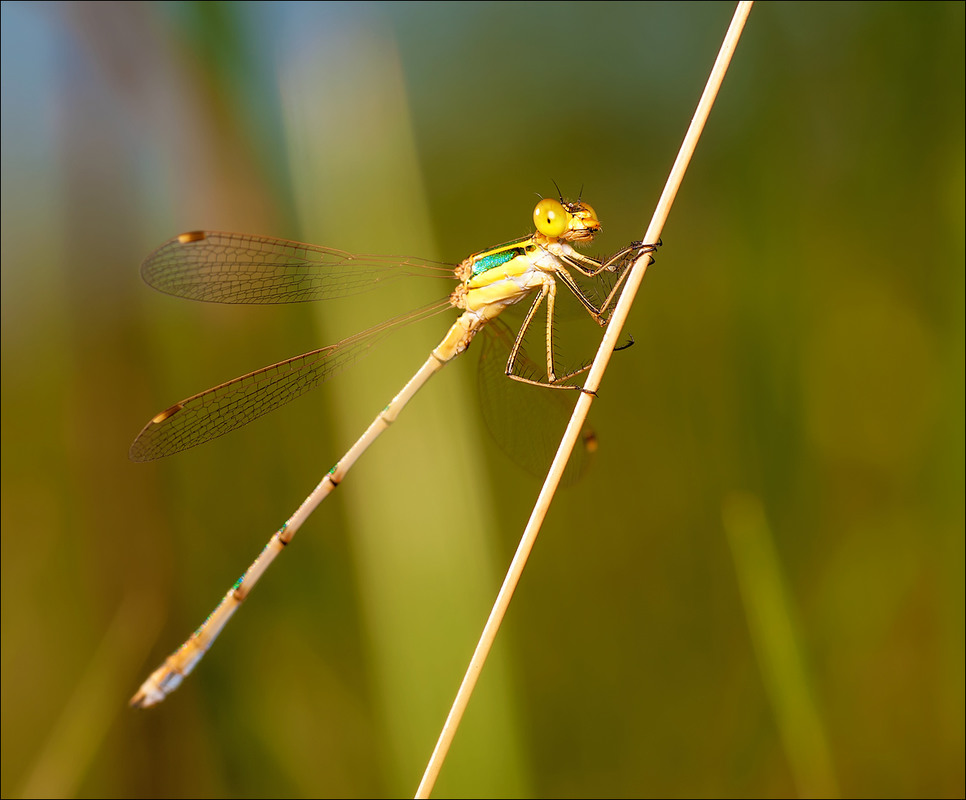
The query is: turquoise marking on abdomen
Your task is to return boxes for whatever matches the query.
[471,248,522,276]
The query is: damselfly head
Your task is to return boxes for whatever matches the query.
[532,198,601,244]
[562,200,601,243]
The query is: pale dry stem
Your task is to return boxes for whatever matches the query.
[416,3,755,796]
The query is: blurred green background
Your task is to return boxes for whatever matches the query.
[2,2,962,797]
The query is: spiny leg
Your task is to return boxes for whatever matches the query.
[559,241,661,323]
[554,266,607,326]
[505,280,552,386]
[543,276,558,382]
[504,243,661,392]
[593,241,660,318]
[505,276,591,390]
[551,245,649,325]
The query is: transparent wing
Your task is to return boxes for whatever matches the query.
[141,230,456,305]
[477,318,596,484]
[130,300,452,461]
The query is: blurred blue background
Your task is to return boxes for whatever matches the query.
[1,2,963,797]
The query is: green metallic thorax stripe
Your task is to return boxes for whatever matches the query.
[470,247,523,276]
[470,237,536,276]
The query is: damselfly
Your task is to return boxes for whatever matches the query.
[130,196,656,707]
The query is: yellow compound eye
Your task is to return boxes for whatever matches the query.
[533,198,570,238]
